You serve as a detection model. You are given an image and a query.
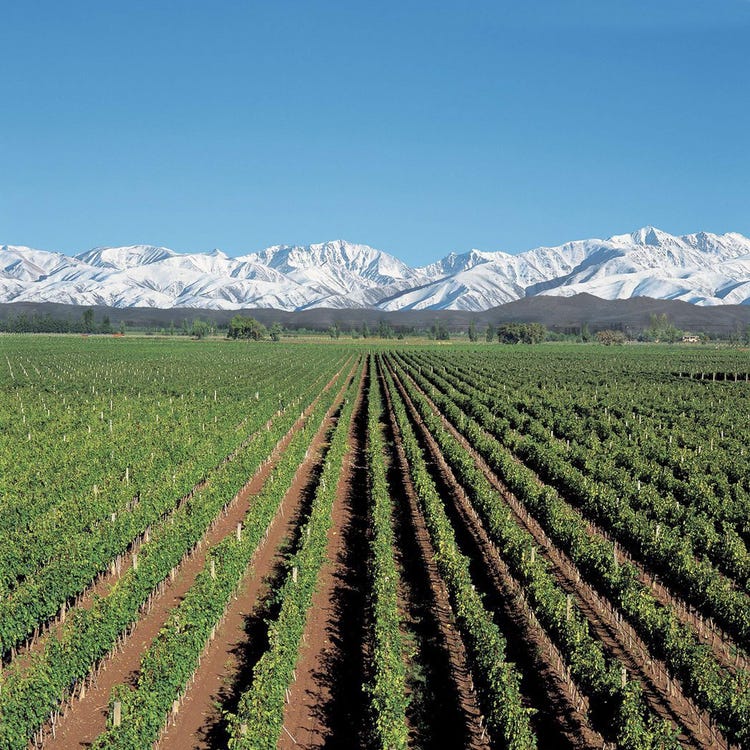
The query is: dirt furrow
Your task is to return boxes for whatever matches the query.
[388,360,600,749]
[41,364,355,750]
[157,370,358,750]
[411,356,747,675]
[395,360,725,750]
[11,365,348,672]
[278,360,370,750]
[379,359,490,750]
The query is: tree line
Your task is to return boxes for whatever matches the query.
[0,309,123,334]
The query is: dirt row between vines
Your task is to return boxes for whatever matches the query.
[392,356,725,750]
[277,359,370,749]
[386,358,600,750]
[278,356,493,750]
[379,361,492,750]
[42,362,357,750]
[157,364,361,750]
[12,366,347,674]
[410,354,747,676]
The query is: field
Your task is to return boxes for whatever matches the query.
[0,336,748,750]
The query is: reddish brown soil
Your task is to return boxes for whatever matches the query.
[378,361,491,750]
[393,359,727,750]
[387,359,599,750]
[278,360,370,750]
[157,367,359,750]
[12,367,347,671]
[424,362,748,675]
[42,364,354,750]
[506,388,750,673]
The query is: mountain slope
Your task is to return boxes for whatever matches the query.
[2,228,750,310]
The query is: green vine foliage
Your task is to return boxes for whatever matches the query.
[226,363,363,749]
[0,346,344,658]
[0,357,351,750]
[366,357,409,749]
[388,355,677,749]
[382,358,537,750]
[88,363,358,750]
[394,351,750,747]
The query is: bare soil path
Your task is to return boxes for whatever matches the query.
[387,359,600,750]
[278,360,370,750]
[378,362,490,750]
[157,367,358,750]
[392,357,725,750]
[42,364,354,750]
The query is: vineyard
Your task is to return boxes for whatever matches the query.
[0,336,748,750]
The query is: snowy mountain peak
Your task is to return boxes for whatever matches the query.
[636,226,668,245]
[244,240,418,287]
[608,226,671,247]
[2,229,750,311]
[76,245,177,270]
[419,248,502,278]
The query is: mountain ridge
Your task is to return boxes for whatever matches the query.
[2,227,750,311]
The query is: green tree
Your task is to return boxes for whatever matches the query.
[100,315,112,334]
[497,322,547,344]
[82,308,95,333]
[596,329,626,345]
[485,323,495,342]
[269,322,283,342]
[377,320,394,339]
[430,321,450,340]
[191,319,211,339]
[228,315,267,340]
[468,320,478,342]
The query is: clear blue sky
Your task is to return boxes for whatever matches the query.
[2,1,749,265]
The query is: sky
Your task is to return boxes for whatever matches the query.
[1,1,749,265]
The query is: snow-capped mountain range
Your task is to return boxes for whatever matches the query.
[2,227,750,311]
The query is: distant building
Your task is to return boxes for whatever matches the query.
[682,335,700,343]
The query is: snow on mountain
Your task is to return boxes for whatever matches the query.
[418,248,503,278]
[383,227,750,311]
[75,245,177,270]
[241,240,425,302]
[2,229,750,310]
[541,252,750,307]
[1,245,81,282]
